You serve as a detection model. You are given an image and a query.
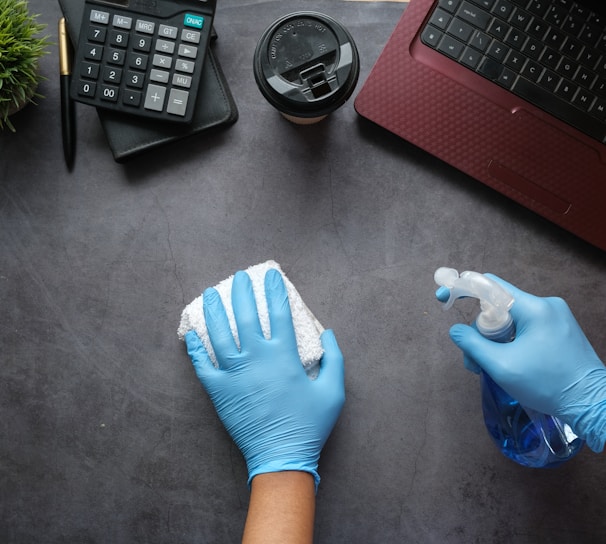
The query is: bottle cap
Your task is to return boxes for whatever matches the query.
[253,12,360,123]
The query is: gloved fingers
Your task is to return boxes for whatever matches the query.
[184,330,216,382]
[231,270,264,347]
[435,286,450,303]
[203,287,240,368]
[264,269,297,346]
[449,323,503,378]
[315,330,345,397]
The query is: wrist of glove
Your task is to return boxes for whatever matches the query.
[438,274,606,452]
[185,269,345,489]
[559,372,606,453]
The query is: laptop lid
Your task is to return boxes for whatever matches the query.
[355,0,606,251]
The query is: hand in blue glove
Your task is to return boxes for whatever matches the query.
[184,268,345,489]
[438,274,606,452]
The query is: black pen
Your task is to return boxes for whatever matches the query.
[59,18,76,170]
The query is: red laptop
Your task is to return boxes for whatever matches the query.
[355,0,606,251]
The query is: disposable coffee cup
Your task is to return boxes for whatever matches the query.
[253,12,360,124]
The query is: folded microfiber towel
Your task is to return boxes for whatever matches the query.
[178,260,324,374]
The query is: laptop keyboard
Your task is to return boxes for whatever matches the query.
[421,0,606,144]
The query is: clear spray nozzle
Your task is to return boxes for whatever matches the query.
[434,267,515,338]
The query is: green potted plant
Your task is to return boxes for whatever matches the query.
[0,0,50,131]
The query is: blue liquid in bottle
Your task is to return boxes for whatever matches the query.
[481,372,583,467]
[434,267,584,468]
[479,323,584,468]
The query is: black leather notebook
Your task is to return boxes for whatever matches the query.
[58,0,238,163]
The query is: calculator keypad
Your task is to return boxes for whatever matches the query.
[71,1,214,124]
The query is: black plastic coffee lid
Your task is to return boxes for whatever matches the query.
[253,12,360,118]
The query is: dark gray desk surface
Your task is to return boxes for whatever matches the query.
[2,1,606,542]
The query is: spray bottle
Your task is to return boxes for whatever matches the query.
[434,267,584,468]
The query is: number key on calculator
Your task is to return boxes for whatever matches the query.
[71,0,216,124]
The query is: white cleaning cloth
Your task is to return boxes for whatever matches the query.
[178,260,324,373]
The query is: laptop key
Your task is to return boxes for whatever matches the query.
[497,66,517,88]
[527,19,549,39]
[478,56,503,79]
[520,58,544,81]
[430,9,452,30]
[593,78,606,98]
[488,40,510,62]
[421,26,443,48]
[438,34,465,58]
[540,47,560,70]
[468,0,496,9]
[522,36,544,59]
[458,2,492,30]
[505,28,528,49]
[538,69,560,91]
[492,0,515,20]
[555,79,579,101]
[438,0,462,14]
[470,29,491,51]
[556,58,580,80]
[572,89,596,111]
[590,98,606,121]
[527,0,549,18]
[510,8,533,30]
[488,19,510,40]
[461,46,483,68]
[447,18,474,42]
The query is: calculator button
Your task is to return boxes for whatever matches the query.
[178,44,197,59]
[100,85,119,102]
[77,81,96,97]
[103,66,123,84]
[110,30,129,48]
[107,49,126,66]
[129,52,148,70]
[90,10,109,25]
[167,89,189,116]
[136,20,155,34]
[81,62,100,79]
[156,39,175,54]
[126,70,144,88]
[123,89,142,107]
[84,44,104,61]
[144,84,166,111]
[87,26,106,43]
[183,13,204,30]
[150,69,170,84]
[175,59,195,73]
[159,24,179,39]
[113,14,132,30]
[153,54,172,69]
[182,29,201,44]
[173,73,192,88]
[133,35,152,52]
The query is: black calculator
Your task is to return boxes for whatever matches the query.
[70,0,216,124]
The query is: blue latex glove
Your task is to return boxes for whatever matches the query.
[437,274,606,452]
[184,268,345,489]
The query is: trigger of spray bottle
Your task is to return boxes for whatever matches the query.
[434,267,583,468]
[434,267,515,342]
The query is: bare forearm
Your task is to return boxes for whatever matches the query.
[243,471,316,544]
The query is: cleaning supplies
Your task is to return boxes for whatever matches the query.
[434,267,584,468]
[178,260,325,377]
